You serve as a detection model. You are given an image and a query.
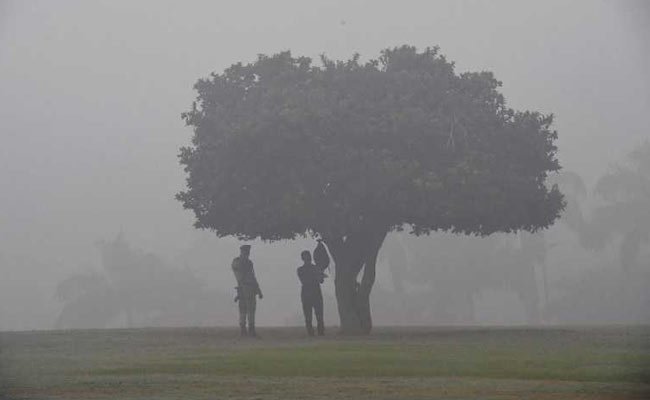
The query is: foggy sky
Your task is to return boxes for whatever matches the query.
[1,0,649,330]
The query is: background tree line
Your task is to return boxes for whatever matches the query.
[56,142,650,329]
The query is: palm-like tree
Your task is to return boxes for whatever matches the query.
[588,142,650,273]
[542,155,650,324]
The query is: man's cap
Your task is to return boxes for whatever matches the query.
[240,244,251,251]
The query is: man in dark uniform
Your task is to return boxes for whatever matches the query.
[297,250,326,336]
[232,244,263,337]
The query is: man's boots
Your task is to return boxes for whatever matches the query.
[248,324,258,338]
[306,324,315,337]
[240,325,248,337]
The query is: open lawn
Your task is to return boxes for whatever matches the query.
[1,326,649,399]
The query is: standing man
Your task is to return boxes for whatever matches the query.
[297,250,326,336]
[232,244,263,337]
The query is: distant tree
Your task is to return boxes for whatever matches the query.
[532,170,589,309]
[544,261,650,324]
[588,142,650,274]
[55,234,227,329]
[178,46,564,334]
[402,232,544,324]
[55,271,120,329]
[542,148,650,324]
[382,171,588,326]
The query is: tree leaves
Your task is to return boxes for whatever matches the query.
[178,45,564,241]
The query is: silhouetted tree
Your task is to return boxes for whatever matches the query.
[178,46,564,334]
[542,146,650,324]
[379,172,588,325]
[55,271,120,329]
[588,142,650,274]
[55,234,228,329]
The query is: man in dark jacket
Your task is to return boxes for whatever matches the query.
[232,245,263,337]
[297,250,326,336]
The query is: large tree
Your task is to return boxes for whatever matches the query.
[178,46,564,334]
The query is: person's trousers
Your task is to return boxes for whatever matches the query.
[301,289,324,335]
[238,286,257,328]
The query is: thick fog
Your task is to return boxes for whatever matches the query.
[1,0,649,330]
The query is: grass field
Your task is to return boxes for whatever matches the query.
[1,326,649,399]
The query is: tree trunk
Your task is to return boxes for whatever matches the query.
[325,229,387,335]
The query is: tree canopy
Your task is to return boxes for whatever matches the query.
[178,46,564,242]
[178,45,565,334]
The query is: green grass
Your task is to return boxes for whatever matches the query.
[2,326,649,399]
